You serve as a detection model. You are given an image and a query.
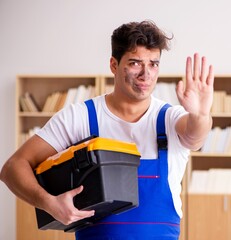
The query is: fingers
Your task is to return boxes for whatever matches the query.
[73,208,95,219]
[193,53,200,80]
[199,54,214,85]
[67,185,95,218]
[62,208,95,225]
[68,185,95,217]
[186,56,193,83]
[207,65,214,86]
[56,186,95,225]
[67,206,95,223]
[187,53,213,84]
[200,56,207,82]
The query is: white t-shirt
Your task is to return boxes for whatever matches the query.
[36,95,190,217]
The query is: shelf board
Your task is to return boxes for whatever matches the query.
[188,192,231,196]
[191,152,231,157]
[211,112,231,117]
[18,112,55,117]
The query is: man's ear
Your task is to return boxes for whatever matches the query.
[110,57,118,74]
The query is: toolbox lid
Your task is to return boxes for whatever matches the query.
[35,137,140,175]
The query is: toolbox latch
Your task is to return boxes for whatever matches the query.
[73,147,92,171]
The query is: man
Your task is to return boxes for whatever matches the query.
[0,20,214,239]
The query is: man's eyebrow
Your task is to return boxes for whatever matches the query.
[151,60,160,64]
[128,58,160,63]
[128,58,143,62]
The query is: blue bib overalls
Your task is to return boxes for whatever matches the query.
[76,100,180,240]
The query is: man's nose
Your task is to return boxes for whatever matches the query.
[138,66,150,80]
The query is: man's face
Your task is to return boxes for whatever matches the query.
[111,46,161,102]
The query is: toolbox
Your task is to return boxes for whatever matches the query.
[34,136,140,232]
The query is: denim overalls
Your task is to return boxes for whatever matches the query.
[75,99,180,240]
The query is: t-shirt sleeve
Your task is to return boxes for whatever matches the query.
[36,102,90,152]
[166,105,190,151]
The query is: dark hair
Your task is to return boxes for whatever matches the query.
[111,20,172,63]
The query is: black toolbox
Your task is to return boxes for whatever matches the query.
[34,136,140,232]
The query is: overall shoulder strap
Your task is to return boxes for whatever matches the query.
[84,99,99,137]
[156,103,171,150]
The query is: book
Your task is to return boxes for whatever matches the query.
[54,92,67,112]
[74,85,87,103]
[211,91,226,113]
[48,92,61,112]
[19,96,30,112]
[42,95,53,112]
[201,129,213,152]
[208,127,220,152]
[64,88,77,107]
[189,169,231,194]
[152,82,179,105]
[224,95,231,113]
[224,127,231,153]
[19,92,40,112]
[215,127,230,153]
[188,170,208,193]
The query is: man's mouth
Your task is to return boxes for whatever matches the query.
[134,83,150,91]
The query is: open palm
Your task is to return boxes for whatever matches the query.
[176,53,214,116]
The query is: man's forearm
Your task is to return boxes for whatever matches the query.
[0,156,51,210]
[177,113,213,151]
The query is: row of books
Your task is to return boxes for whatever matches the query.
[19,85,96,113]
[211,91,231,113]
[200,126,231,153]
[19,85,231,113]
[189,169,231,194]
[152,82,180,106]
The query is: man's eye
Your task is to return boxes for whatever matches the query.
[152,62,159,67]
[130,62,141,67]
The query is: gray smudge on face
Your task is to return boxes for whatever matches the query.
[124,67,140,82]
[123,68,142,93]
[123,67,154,93]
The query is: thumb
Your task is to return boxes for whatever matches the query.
[68,185,84,197]
[176,80,184,102]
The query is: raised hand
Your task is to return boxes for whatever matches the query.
[176,53,214,116]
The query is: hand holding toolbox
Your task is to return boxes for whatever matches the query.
[34,136,141,232]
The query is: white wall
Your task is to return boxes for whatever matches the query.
[1,0,231,239]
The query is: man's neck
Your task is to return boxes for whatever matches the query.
[105,93,151,123]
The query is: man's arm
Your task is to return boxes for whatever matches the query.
[175,53,214,150]
[0,135,94,225]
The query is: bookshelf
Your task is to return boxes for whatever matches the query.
[187,76,231,240]
[100,75,115,94]
[16,75,100,147]
[16,75,100,240]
